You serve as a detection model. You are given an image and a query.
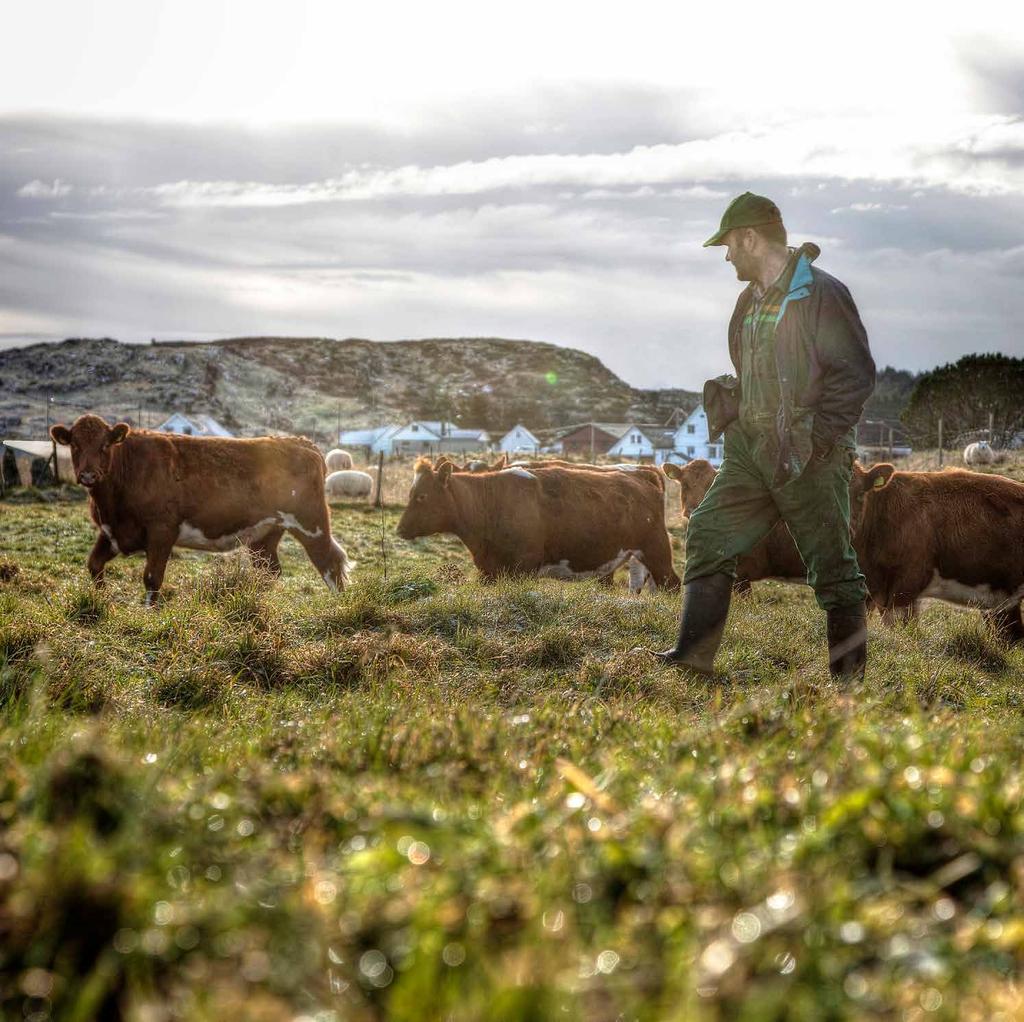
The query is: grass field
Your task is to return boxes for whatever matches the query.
[2,485,1024,1021]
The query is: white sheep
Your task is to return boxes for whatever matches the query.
[325,448,354,472]
[325,469,374,500]
[964,441,995,466]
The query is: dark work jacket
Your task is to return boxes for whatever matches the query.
[703,243,875,484]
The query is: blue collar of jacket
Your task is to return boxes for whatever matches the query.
[774,242,819,321]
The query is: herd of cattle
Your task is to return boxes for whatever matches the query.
[44,415,1024,641]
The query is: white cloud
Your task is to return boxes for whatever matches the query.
[73,113,1023,212]
[17,178,72,198]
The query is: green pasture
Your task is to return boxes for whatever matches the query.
[1,495,1024,1021]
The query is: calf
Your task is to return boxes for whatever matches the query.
[850,462,1024,640]
[396,458,679,590]
[663,460,805,592]
[51,415,350,603]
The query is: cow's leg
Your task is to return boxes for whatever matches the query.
[985,603,1024,643]
[87,532,117,587]
[247,528,284,577]
[640,532,681,591]
[285,515,351,592]
[142,528,176,607]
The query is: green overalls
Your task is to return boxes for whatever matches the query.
[683,247,870,612]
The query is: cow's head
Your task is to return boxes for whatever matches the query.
[396,458,456,539]
[50,414,130,488]
[663,459,717,517]
[848,461,895,533]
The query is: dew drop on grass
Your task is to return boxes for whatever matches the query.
[407,841,430,865]
[315,880,338,905]
[731,912,761,944]
[442,942,466,966]
[0,853,18,881]
[699,939,735,977]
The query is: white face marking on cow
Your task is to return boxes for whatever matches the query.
[502,467,537,480]
[276,512,323,538]
[921,571,1024,610]
[538,549,640,583]
[100,524,120,555]
[176,517,279,552]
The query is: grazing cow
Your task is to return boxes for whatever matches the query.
[396,458,679,591]
[511,458,667,494]
[662,460,805,592]
[849,462,1024,640]
[325,448,354,472]
[325,469,374,500]
[964,441,995,467]
[50,415,351,603]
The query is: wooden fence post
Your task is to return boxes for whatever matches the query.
[374,451,385,508]
[937,417,943,469]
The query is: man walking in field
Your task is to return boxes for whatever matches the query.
[654,192,875,680]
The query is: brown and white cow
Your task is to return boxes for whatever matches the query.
[51,414,351,604]
[663,459,805,593]
[396,458,679,590]
[850,462,1024,641]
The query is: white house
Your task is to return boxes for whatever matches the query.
[341,421,490,456]
[607,425,655,460]
[670,405,723,467]
[498,424,541,454]
[155,413,233,437]
[338,425,402,457]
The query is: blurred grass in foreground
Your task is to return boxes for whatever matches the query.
[1,499,1024,1021]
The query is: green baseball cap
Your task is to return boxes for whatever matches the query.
[703,191,783,247]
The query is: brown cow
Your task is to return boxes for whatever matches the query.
[396,458,679,590]
[849,462,1024,641]
[50,414,351,604]
[663,460,805,593]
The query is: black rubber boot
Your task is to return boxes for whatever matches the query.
[652,572,733,676]
[827,603,868,682]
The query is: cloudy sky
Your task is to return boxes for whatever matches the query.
[2,1,1022,388]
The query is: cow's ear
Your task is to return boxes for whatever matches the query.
[50,424,71,445]
[868,463,895,490]
[109,423,130,445]
[438,461,454,486]
[663,463,682,481]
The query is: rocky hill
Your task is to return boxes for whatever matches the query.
[0,336,700,444]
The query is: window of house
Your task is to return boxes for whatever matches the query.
[687,446,695,456]
[632,433,640,444]
[411,424,419,432]
[687,424,695,434]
